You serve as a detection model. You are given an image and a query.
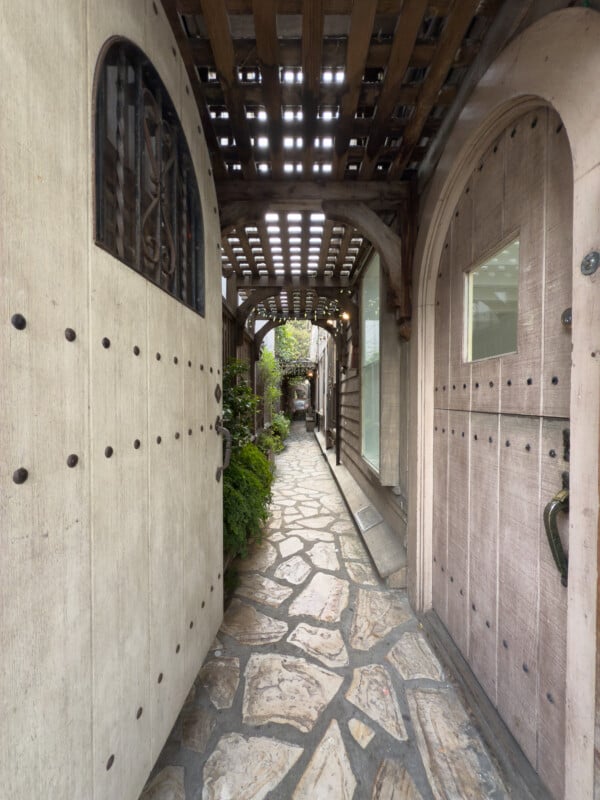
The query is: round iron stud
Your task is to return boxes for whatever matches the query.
[65,328,76,342]
[13,467,28,484]
[105,446,114,458]
[11,313,26,330]
[176,644,181,653]
[102,337,111,349]
[134,440,141,450]
[136,707,143,719]
[133,345,140,356]
[561,307,572,327]
[157,673,163,684]
[581,250,600,276]
[106,755,115,771]
[67,454,79,468]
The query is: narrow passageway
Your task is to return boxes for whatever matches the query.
[140,424,508,800]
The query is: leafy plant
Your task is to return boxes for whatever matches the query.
[223,443,273,559]
[258,348,282,421]
[222,358,258,447]
[271,412,290,441]
[275,320,312,362]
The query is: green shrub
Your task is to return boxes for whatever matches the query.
[271,412,290,442]
[223,359,258,448]
[223,443,273,559]
[256,430,284,456]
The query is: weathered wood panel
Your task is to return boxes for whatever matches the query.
[445,410,470,656]
[542,119,572,419]
[447,188,472,411]
[432,410,449,623]
[147,290,187,762]
[90,260,152,795]
[497,414,540,766]
[468,413,499,704]
[501,109,546,416]
[432,106,572,795]
[537,418,569,799]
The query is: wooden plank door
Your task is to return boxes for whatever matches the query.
[432,107,572,799]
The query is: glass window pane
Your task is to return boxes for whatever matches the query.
[466,238,519,361]
[361,253,380,471]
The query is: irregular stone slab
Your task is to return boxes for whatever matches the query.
[292,720,356,799]
[182,707,216,754]
[340,535,368,561]
[350,590,412,651]
[301,500,320,508]
[345,560,379,586]
[287,622,349,668]
[285,513,302,523]
[243,654,343,732]
[371,760,423,800]
[198,657,240,709]
[406,687,508,799]
[320,496,346,513]
[140,766,185,800]
[237,573,294,607]
[287,528,335,543]
[237,542,278,573]
[386,631,444,682]
[269,532,285,542]
[348,718,375,749]
[306,541,340,571]
[280,536,305,557]
[289,572,350,623]
[332,521,356,534]
[202,733,302,800]
[274,555,312,585]
[276,499,298,508]
[346,665,407,741]
[298,504,319,517]
[221,600,288,645]
[301,515,334,530]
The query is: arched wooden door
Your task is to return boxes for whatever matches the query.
[432,107,572,799]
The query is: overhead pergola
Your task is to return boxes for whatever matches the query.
[162,0,530,334]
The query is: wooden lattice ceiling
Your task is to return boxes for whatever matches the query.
[162,0,509,324]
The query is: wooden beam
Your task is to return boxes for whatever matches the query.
[253,0,284,177]
[236,287,281,325]
[390,0,481,177]
[302,0,324,175]
[179,1,458,13]
[217,180,409,210]
[160,0,227,180]
[188,38,478,72]
[360,0,428,180]
[322,199,404,310]
[418,0,535,189]
[199,0,257,178]
[220,200,269,234]
[236,275,351,290]
[333,0,378,178]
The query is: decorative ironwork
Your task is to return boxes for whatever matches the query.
[95,40,205,315]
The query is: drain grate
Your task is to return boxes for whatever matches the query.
[355,505,383,533]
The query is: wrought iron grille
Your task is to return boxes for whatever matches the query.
[95,40,205,315]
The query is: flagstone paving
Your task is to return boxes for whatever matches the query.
[139,423,509,800]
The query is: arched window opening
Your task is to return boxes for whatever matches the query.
[95,40,205,315]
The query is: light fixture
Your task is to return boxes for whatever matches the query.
[341,311,350,321]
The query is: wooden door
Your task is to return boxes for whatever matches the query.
[432,107,572,799]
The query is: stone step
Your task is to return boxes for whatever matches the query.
[315,431,407,588]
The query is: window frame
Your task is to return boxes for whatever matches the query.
[360,251,381,474]
[94,39,205,316]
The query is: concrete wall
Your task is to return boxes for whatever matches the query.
[0,3,223,798]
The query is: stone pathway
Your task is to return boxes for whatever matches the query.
[139,423,509,800]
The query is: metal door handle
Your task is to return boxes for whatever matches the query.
[216,419,232,470]
[543,487,569,587]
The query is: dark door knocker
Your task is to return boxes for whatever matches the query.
[215,417,231,482]
[543,471,569,587]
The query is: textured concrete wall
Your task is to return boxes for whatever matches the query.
[0,3,223,798]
